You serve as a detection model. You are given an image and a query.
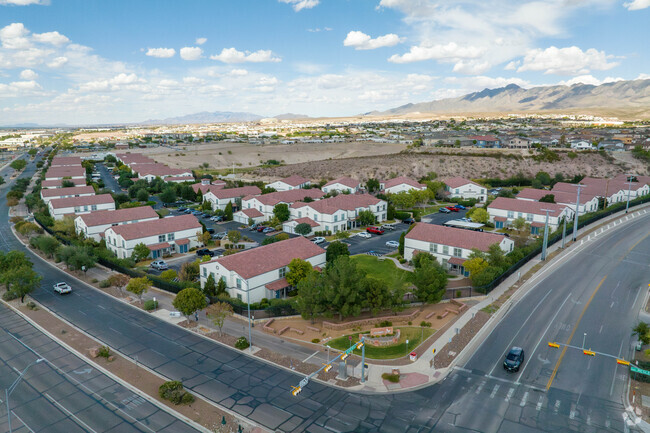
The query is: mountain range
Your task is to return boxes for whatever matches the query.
[372,79,650,118]
[140,111,310,125]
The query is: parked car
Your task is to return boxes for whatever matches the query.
[439,207,451,213]
[183,209,192,214]
[357,232,371,239]
[207,228,215,234]
[503,347,525,372]
[150,260,168,270]
[196,248,215,257]
[262,227,275,233]
[402,217,416,224]
[461,217,471,222]
[385,240,399,248]
[177,207,187,212]
[53,282,72,295]
[249,223,260,231]
[256,226,267,232]
[210,215,223,222]
[445,206,460,212]
[311,237,326,244]
[381,224,396,230]
[455,204,466,210]
[202,213,212,219]
[367,227,385,235]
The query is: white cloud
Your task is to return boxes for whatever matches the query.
[343,31,403,50]
[146,47,175,58]
[183,76,205,85]
[229,69,248,76]
[180,46,202,60]
[0,23,31,49]
[388,42,484,64]
[638,73,650,80]
[78,73,144,92]
[307,27,332,32]
[195,37,207,45]
[624,0,650,10]
[558,75,624,86]
[278,0,319,12]
[10,79,40,90]
[19,69,37,80]
[210,47,281,63]
[452,60,490,75]
[504,60,519,70]
[0,0,48,5]
[32,31,69,46]
[517,46,618,75]
[47,56,67,68]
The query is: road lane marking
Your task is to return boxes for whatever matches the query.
[108,327,122,335]
[554,399,561,413]
[490,384,500,398]
[97,305,106,310]
[11,411,35,433]
[516,292,571,384]
[546,276,607,391]
[488,288,554,376]
[520,391,529,407]
[475,380,485,394]
[78,310,87,316]
[536,396,544,411]
[505,387,515,402]
[45,392,99,433]
[599,324,603,334]
[302,350,320,363]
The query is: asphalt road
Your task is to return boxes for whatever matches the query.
[95,162,123,195]
[0,155,645,432]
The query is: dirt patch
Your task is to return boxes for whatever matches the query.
[6,298,259,432]
[433,311,490,368]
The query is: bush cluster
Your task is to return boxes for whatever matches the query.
[158,381,195,405]
[235,336,250,350]
[143,299,158,311]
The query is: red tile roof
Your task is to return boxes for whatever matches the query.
[41,185,95,198]
[209,186,261,199]
[45,166,85,178]
[323,176,360,189]
[176,238,190,245]
[50,156,82,166]
[553,177,646,197]
[266,278,289,291]
[206,236,324,279]
[108,214,201,240]
[147,242,170,250]
[516,188,597,204]
[406,223,508,252]
[382,176,426,190]
[448,257,467,265]
[76,206,159,227]
[239,208,264,218]
[276,175,310,187]
[291,194,383,214]
[192,183,226,194]
[444,176,482,189]
[42,178,86,188]
[488,197,567,217]
[49,194,115,209]
[293,217,319,227]
[247,188,324,206]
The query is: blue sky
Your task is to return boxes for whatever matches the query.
[0,0,648,125]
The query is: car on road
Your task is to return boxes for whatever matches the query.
[212,231,227,240]
[455,204,466,210]
[357,232,371,239]
[150,260,168,270]
[53,282,72,295]
[367,226,385,235]
[183,209,192,214]
[262,227,275,233]
[256,226,267,232]
[385,240,399,248]
[210,215,223,222]
[202,213,212,219]
[503,347,525,372]
[381,224,396,230]
[439,207,451,213]
[402,217,416,225]
[178,207,187,212]
[207,228,215,234]
[311,236,326,244]
[460,217,471,222]
[196,248,215,257]
[445,206,460,212]
[249,224,260,231]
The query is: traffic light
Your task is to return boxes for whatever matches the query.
[548,342,560,348]
[617,359,630,365]
[323,363,332,372]
[355,341,364,350]
[291,386,301,396]
[341,353,349,361]
[583,349,595,356]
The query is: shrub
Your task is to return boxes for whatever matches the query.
[381,373,400,383]
[378,320,392,327]
[98,346,110,358]
[398,258,407,264]
[143,299,159,311]
[420,321,432,327]
[158,381,194,405]
[436,315,442,320]
[408,321,412,325]
[311,338,320,344]
[99,279,111,288]
[25,301,38,310]
[235,336,250,350]
[456,290,462,298]
[2,291,19,301]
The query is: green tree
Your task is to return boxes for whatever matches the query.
[535,171,552,186]
[30,235,60,258]
[398,232,405,256]
[203,273,216,297]
[2,266,41,302]
[160,269,178,281]
[224,201,233,221]
[325,241,349,264]
[136,188,149,202]
[389,191,416,209]
[357,209,376,226]
[322,256,367,320]
[227,230,241,245]
[61,180,75,188]
[531,178,543,189]
[10,159,27,171]
[296,271,326,323]
[412,260,448,304]
[172,287,207,323]
[179,261,200,282]
[207,301,233,336]
[359,277,393,316]
[539,194,555,203]
[108,273,130,295]
[273,203,290,222]
[412,251,435,269]
[633,322,650,345]
[216,277,227,295]
[512,217,527,232]
[464,256,490,284]
[470,266,502,288]
[286,258,312,287]
[160,187,177,204]
[365,178,380,193]
[487,243,508,270]
[126,276,150,302]
[132,243,151,262]
[469,207,489,224]
[294,222,312,236]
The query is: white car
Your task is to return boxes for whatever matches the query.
[150,260,168,270]
[311,237,326,244]
[357,232,372,239]
[53,282,72,295]
[385,240,400,248]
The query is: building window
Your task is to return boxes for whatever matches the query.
[334,215,338,222]
[74,207,80,212]
[203,267,207,277]
[158,234,165,242]
[526,213,533,222]
[442,245,449,255]
[453,247,462,257]
[518,212,523,218]
[455,189,459,194]
[236,278,241,289]
[507,211,514,218]
[91,205,97,211]
[429,243,438,253]
[168,233,175,241]
[122,240,125,248]
[279,267,286,278]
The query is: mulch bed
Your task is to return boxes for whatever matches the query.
[433,311,490,368]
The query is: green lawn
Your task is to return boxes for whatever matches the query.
[328,327,436,359]
[351,255,411,291]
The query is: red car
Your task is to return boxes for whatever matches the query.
[366,226,385,235]
[446,206,460,212]
[256,226,267,232]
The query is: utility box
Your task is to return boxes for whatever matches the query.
[409,352,418,362]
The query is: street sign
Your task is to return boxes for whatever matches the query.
[349,336,352,341]
[631,365,650,376]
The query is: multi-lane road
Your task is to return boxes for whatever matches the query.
[1,153,647,432]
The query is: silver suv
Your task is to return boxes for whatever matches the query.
[150,260,169,270]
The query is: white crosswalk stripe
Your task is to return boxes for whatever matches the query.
[475,380,485,395]
[490,384,500,399]
[536,396,544,411]
[505,388,515,402]
[520,391,529,407]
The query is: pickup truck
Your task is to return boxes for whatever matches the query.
[196,248,215,257]
[53,282,72,294]
[366,226,385,235]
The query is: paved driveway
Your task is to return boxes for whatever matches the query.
[422,208,469,224]
[95,162,124,194]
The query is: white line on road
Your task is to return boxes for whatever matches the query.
[45,392,99,433]
[505,387,515,402]
[516,292,572,384]
[488,288,555,376]
[610,339,626,397]
[536,396,544,411]
[554,399,561,412]
[490,384,500,399]
[108,327,122,335]
[97,305,106,310]
[475,380,485,394]
[520,391,529,407]
[11,411,35,433]
[302,350,320,363]
[599,324,603,334]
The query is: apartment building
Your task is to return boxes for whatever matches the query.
[487,197,571,234]
[321,176,361,194]
[234,188,325,223]
[265,175,311,191]
[40,185,95,204]
[74,206,159,241]
[444,177,488,202]
[203,186,261,211]
[48,194,115,220]
[380,176,427,194]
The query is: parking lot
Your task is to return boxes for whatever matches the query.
[421,207,469,224]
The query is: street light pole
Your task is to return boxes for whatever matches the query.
[625,174,636,214]
[561,216,567,249]
[582,333,587,349]
[246,284,252,352]
[572,184,584,242]
[6,358,44,433]
[540,208,553,261]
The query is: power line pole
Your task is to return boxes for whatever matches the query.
[561,216,567,249]
[540,208,553,261]
[625,173,636,214]
[571,184,584,242]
